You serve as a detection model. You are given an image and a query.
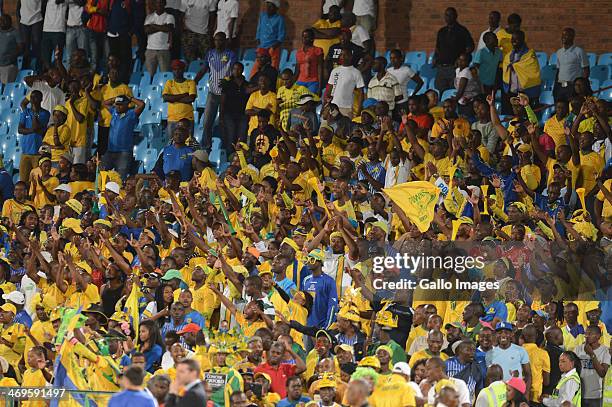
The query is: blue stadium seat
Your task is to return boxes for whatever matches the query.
[548,53,558,66]
[242,48,257,62]
[129,71,150,87]
[427,51,435,64]
[3,82,27,99]
[138,72,152,88]
[0,95,11,110]
[535,51,548,68]
[600,86,612,102]
[280,49,288,64]
[133,137,148,160]
[405,51,427,70]
[590,65,610,83]
[419,63,437,82]
[540,65,557,90]
[441,89,456,101]
[540,90,554,105]
[242,61,254,78]
[197,72,209,87]
[188,60,206,73]
[184,72,196,81]
[589,78,600,91]
[140,109,161,125]
[142,148,158,172]
[152,72,174,88]
[280,61,295,72]
[587,52,597,67]
[195,85,208,109]
[141,123,163,144]
[287,49,297,64]
[540,106,554,125]
[212,137,222,151]
[209,148,227,170]
[598,53,612,66]
[128,84,139,97]
[140,85,162,102]
[16,69,33,84]
[11,146,21,168]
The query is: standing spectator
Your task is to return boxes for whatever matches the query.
[326,29,365,78]
[501,31,541,114]
[0,15,22,85]
[367,56,402,112]
[473,32,502,95]
[553,28,590,103]
[164,0,184,60]
[108,366,156,407]
[0,159,13,209]
[102,95,145,179]
[301,249,338,328]
[163,60,196,139]
[433,7,474,93]
[96,68,133,156]
[144,0,175,76]
[312,5,342,58]
[42,105,71,164]
[84,0,109,72]
[65,0,87,61]
[445,340,485,401]
[181,0,217,63]
[471,97,498,155]
[195,32,236,151]
[220,62,249,149]
[277,69,309,132]
[24,67,66,125]
[521,324,551,404]
[245,76,277,135]
[496,13,523,58]
[107,0,133,83]
[486,322,532,384]
[352,0,377,33]
[326,47,364,119]
[216,0,239,46]
[18,90,50,182]
[574,325,610,407]
[253,0,286,75]
[66,79,93,164]
[166,360,207,407]
[295,29,324,94]
[476,11,501,51]
[387,49,424,118]
[343,12,372,54]
[17,0,43,71]
[40,0,67,71]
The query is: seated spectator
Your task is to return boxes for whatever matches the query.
[288,94,320,137]
[367,56,402,112]
[42,105,71,165]
[277,69,310,131]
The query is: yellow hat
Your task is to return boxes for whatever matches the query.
[330,231,344,241]
[258,268,273,277]
[254,372,272,383]
[316,373,337,390]
[94,219,112,228]
[75,261,92,274]
[376,345,394,358]
[307,249,325,262]
[435,378,457,393]
[53,105,68,115]
[66,199,83,215]
[334,344,354,355]
[571,221,598,242]
[281,237,300,252]
[509,202,527,213]
[110,311,129,322]
[517,144,532,153]
[62,218,83,234]
[375,309,398,328]
[358,356,381,369]
[337,307,360,323]
[0,303,16,314]
[585,301,600,313]
[370,221,389,234]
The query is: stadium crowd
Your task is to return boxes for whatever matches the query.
[0,0,608,406]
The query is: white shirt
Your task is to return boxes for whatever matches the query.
[384,159,409,188]
[19,0,43,26]
[216,0,239,38]
[574,343,611,399]
[352,0,376,17]
[165,0,183,11]
[43,0,67,33]
[183,0,217,35]
[145,12,175,51]
[542,369,581,406]
[323,0,343,14]
[322,251,352,295]
[455,66,481,101]
[388,65,417,103]
[328,65,364,109]
[351,24,370,48]
[67,2,83,27]
[476,27,500,51]
[31,81,66,125]
[427,377,471,406]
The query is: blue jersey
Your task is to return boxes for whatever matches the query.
[302,273,338,328]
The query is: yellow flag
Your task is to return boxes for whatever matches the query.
[124,283,142,340]
[383,181,440,233]
[576,187,586,210]
[308,177,331,217]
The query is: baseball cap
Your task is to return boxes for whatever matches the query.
[192,150,209,163]
[0,303,16,314]
[54,184,72,193]
[334,344,354,355]
[392,362,411,376]
[161,269,183,282]
[307,249,325,262]
[2,291,25,305]
[444,321,464,330]
[177,323,201,335]
[265,0,280,8]
[66,199,83,215]
[105,181,121,195]
[254,372,272,383]
[171,59,186,70]
[61,218,83,234]
[114,95,130,105]
[506,377,526,394]
[143,272,162,280]
[358,356,381,369]
[495,321,514,332]
[53,105,68,115]
[362,98,378,109]
[531,309,549,319]
[297,94,319,105]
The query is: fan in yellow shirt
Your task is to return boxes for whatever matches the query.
[2,181,35,225]
[407,330,448,368]
[66,80,94,163]
[42,105,71,163]
[163,60,197,125]
[245,76,278,134]
[22,347,53,407]
[29,157,59,209]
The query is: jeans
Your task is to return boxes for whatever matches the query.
[19,21,42,71]
[65,26,88,61]
[221,114,248,151]
[103,151,133,180]
[41,31,66,71]
[87,30,107,72]
[202,93,222,150]
[435,65,456,93]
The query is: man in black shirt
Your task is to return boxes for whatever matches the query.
[326,29,365,79]
[248,50,278,93]
[433,7,474,93]
[220,62,250,150]
[248,109,279,168]
[544,326,564,394]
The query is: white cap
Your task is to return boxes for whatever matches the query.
[37,271,48,279]
[266,0,281,7]
[105,181,120,195]
[392,362,411,377]
[54,184,72,193]
[2,291,25,305]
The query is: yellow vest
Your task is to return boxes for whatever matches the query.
[552,370,581,407]
[484,381,507,407]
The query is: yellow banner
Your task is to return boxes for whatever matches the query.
[383,181,440,233]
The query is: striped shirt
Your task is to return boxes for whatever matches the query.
[358,160,386,194]
[204,48,237,95]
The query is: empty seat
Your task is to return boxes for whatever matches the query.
[548,53,558,66]
[184,72,196,81]
[405,51,427,70]
[140,85,162,102]
[188,60,206,73]
[287,49,297,64]
[540,90,554,105]
[535,51,548,68]
[152,72,174,88]
[587,52,597,67]
[540,106,554,125]
[280,49,288,64]
[3,82,27,99]
[441,89,456,101]
[540,65,557,90]
[242,48,257,62]
[590,65,610,83]
[598,52,612,66]
[242,61,254,78]
[195,86,208,109]
[589,78,600,91]
[16,69,34,84]
[419,63,437,82]
[142,148,158,172]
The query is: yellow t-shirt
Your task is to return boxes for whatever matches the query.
[98,84,133,127]
[245,91,278,134]
[25,320,55,355]
[561,325,585,352]
[423,152,453,178]
[579,151,604,194]
[520,164,541,192]
[191,284,219,324]
[42,124,71,162]
[30,176,59,209]
[543,115,567,148]
[1,199,34,225]
[69,180,96,197]
[370,374,417,407]
[64,284,101,308]
[405,325,427,353]
[429,106,444,122]
[546,158,579,189]
[523,343,550,402]
[408,349,448,368]
[430,118,470,139]
[67,97,91,147]
[312,19,341,57]
[235,312,267,338]
[163,79,197,122]
[22,368,47,407]
[596,179,612,220]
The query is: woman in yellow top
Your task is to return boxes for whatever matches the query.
[245,75,278,134]
[42,105,71,164]
[29,157,58,209]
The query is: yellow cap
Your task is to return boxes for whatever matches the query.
[62,218,83,234]
[0,303,16,314]
[358,356,381,369]
[53,105,68,115]
[66,199,83,215]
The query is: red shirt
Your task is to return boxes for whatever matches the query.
[254,362,297,398]
[399,113,434,133]
[296,46,323,83]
